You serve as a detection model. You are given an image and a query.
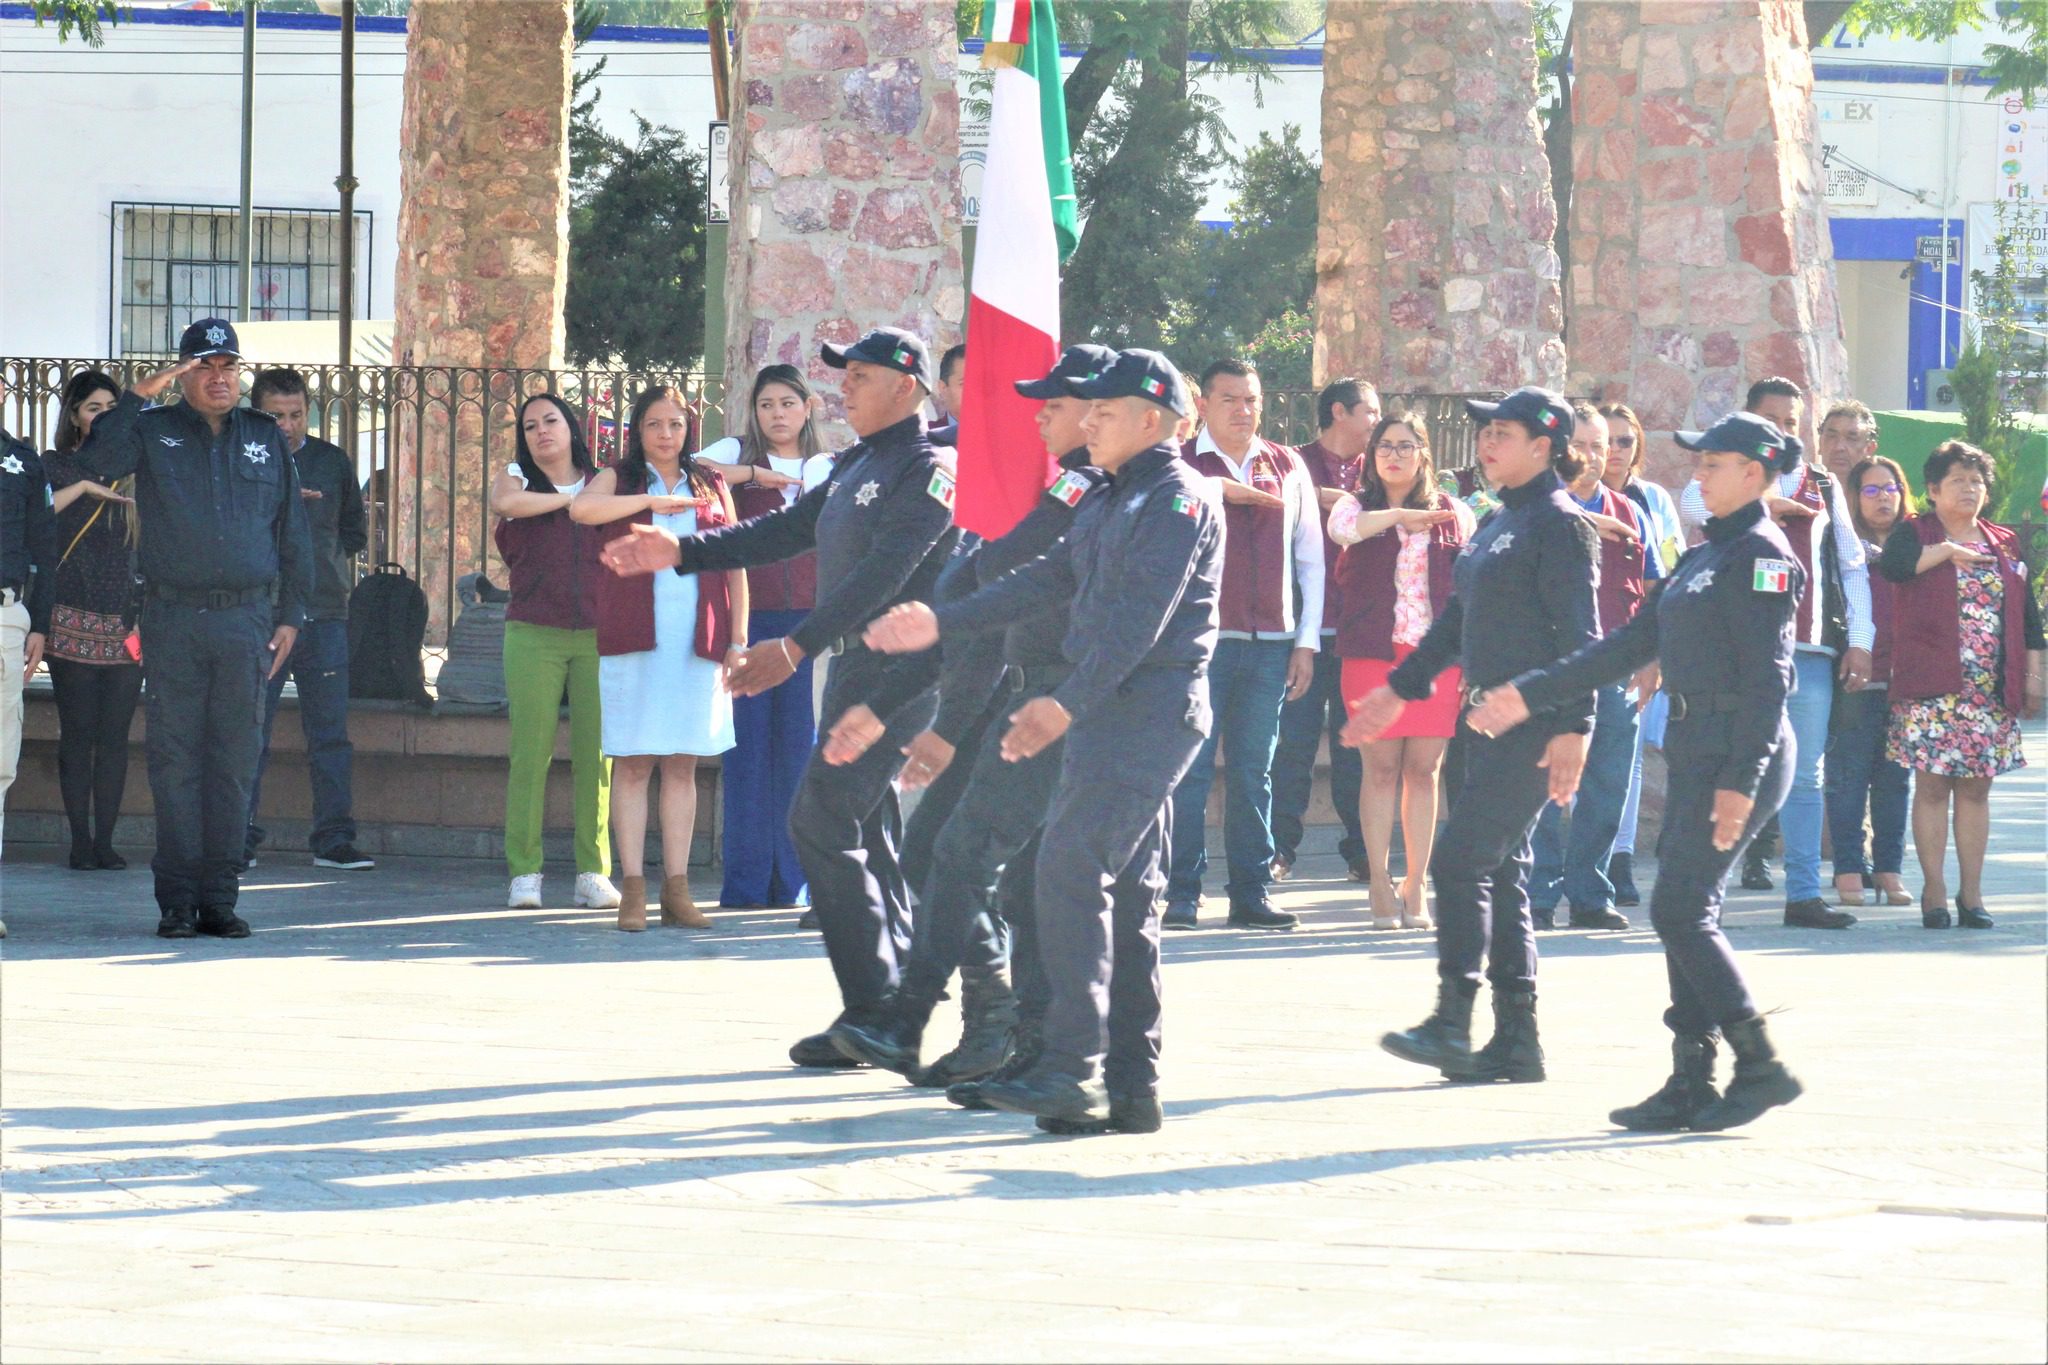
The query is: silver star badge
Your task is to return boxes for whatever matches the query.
[206,325,228,345]
[158,436,183,448]
[1685,569,1715,594]
[242,442,270,464]
[1488,531,1515,554]
[853,480,881,506]
[0,453,22,476]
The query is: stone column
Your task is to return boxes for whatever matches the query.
[1565,0,1850,482]
[723,0,965,437]
[1314,0,1565,393]
[390,0,573,641]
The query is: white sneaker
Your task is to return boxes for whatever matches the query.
[508,874,543,909]
[575,872,622,909]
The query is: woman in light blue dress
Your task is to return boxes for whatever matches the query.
[573,387,745,931]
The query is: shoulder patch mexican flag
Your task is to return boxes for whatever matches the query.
[927,466,957,509]
[1170,491,1198,518]
[1752,558,1792,593]
[1047,470,1089,507]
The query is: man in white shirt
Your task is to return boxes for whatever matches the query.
[1165,359,1324,931]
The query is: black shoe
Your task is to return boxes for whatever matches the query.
[1162,900,1199,931]
[1922,904,1952,929]
[828,1002,929,1076]
[93,845,127,870]
[797,909,820,930]
[1607,852,1641,907]
[1531,905,1557,931]
[1740,855,1773,891]
[1447,986,1545,1084]
[1957,904,1994,929]
[1784,898,1856,930]
[1270,850,1294,882]
[69,838,97,870]
[313,844,376,871]
[789,1029,866,1068]
[979,1066,1109,1124]
[914,968,1018,1088]
[1611,1032,1720,1131]
[947,1022,1041,1109]
[1226,900,1298,932]
[156,909,200,939]
[1381,979,1476,1074]
[241,855,259,872]
[1568,905,1631,931]
[1038,1092,1164,1136]
[1345,855,1372,883]
[1687,1016,1801,1131]
[196,908,251,939]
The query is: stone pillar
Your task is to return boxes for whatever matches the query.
[723,0,965,437]
[1565,0,1850,483]
[1314,0,1565,393]
[390,0,572,641]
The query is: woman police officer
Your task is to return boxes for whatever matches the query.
[1464,412,1810,1131]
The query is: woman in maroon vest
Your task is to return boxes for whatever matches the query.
[1327,411,1475,930]
[1878,441,2044,929]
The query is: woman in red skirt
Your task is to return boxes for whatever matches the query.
[1328,411,1476,929]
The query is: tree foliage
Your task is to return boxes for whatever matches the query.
[565,116,708,369]
[1842,0,2048,101]
[28,1,123,45]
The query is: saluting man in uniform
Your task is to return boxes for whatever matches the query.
[867,349,1223,1136]
[1466,412,1811,1132]
[75,319,313,940]
[602,327,958,1067]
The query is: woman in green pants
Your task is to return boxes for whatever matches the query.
[489,394,616,912]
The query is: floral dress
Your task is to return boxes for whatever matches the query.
[1887,544,2026,778]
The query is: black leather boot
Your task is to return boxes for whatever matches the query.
[828,992,936,1076]
[1381,978,1476,1074]
[1449,986,1545,1083]
[1688,1016,1801,1130]
[1740,844,1773,891]
[913,966,1018,1088]
[979,1065,1109,1124]
[947,1019,1040,1109]
[1610,1032,1719,1130]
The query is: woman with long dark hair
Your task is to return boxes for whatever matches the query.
[571,387,745,931]
[489,393,616,914]
[1326,410,1473,930]
[697,365,828,908]
[42,371,143,870]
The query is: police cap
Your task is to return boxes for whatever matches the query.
[821,327,933,387]
[1014,343,1119,399]
[1465,386,1573,444]
[178,317,242,361]
[1675,411,1804,476]
[1065,348,1190,417]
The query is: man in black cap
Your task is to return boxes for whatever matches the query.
[602,325,958,1065]
[822,343,1116,1088]
[74,319,314,939]
[866,348,1223,1134]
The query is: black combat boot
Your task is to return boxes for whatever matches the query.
[1610,1032,1719,1130]
[828,991,937,1076]
[1607,850,1641,907]
[947,1019,1041,1109]
[913,966,1018,1088]
[1380,978,1476,1074]
[790,1014,868,1068]
[1448,986,1545,1083]
[979,1065,1109,1124]
[1740,844,1773,891]
[1037,1092,1164,1135]
[1687,1015,1801,1131]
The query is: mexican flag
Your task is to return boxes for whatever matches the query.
[954,0,1079,539]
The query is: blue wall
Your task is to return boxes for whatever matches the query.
[1829,216,1965,409]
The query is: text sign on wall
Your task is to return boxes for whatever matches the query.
[707,122,730,225]
[1994,100,2048,204]
[1817,95,1882,207]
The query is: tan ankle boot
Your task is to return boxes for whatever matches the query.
[617,876,648,932]
[661,875,710,928]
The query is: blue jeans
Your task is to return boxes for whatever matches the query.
[1824,685,1908,878]
[1529,683,1639,913]
[1167,637,1292,906]
[720,608,813,907]
[247,616,356,859]
[1613,690,1668,857]
[1270,644,1364,863]
[1781,650,1836,902]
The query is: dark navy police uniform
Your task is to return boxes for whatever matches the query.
[76,320,313,935]
[2,428,57,867]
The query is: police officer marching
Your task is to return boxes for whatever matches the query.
[601,327,958,1067]
[74,319,314,939]
[1344,386,1601,1086]
[1,402,59,924]
[866,349,1223,1136]
[1465,413,1810,1131]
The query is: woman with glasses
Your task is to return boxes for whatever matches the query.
[1824,456,1914,910]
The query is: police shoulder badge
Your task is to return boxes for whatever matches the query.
[926,466,956,509]
[1752,558,1792,593]
[1047,470,1089,507]
[1169,491,1198,518]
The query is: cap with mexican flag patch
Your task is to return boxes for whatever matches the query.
[1065,348,1190,417]
[1674,411,1805,476]
[1463,386,1574,444]
[821,326,933,387]
[1015,343,1120,399]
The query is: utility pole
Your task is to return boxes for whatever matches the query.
[237,0,257,320]
[337,0,358,367]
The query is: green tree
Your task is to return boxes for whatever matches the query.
[1839,0,2047,102]
[29,1,123,45]
[1172,124,1320,359]
[565,116,708,369]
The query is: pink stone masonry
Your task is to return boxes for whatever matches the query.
[1565,0,1850,486]
[1314,0,1566,394]
[724,0,964,438]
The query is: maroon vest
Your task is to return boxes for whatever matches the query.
[1886,513,2030,707]
[731,477,816,611]
[1298,438,1366,632]
[494,505,599,631]
[592,465,734,660]
[1181,436,1302,636]
[1776,465,1833,647]
[1590,485,1646,633]
[1333,498,1467,661]
[1864,539,1895,685]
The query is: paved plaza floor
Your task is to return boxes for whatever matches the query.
[3,738,2043,1362]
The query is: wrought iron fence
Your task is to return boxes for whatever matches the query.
[1259,390,1490,473]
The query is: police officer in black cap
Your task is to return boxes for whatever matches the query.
[602,326,958,1065]
[1465,412,1809,1131]
[1,402,57,893]
[824,343,1116,1086]
[1345,385,1600,1085]
[866,348,1222,1135]
[74,319,313,939]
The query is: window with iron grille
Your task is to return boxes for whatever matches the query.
[110,202,373,357]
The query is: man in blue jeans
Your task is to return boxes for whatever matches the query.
[1166,359,1324,931]
[244,368,373,871]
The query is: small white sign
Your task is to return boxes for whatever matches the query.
[959,113,988,227]
[1823,158,1879,207]
[1915,234,1960,264]
[707,121,730,225]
